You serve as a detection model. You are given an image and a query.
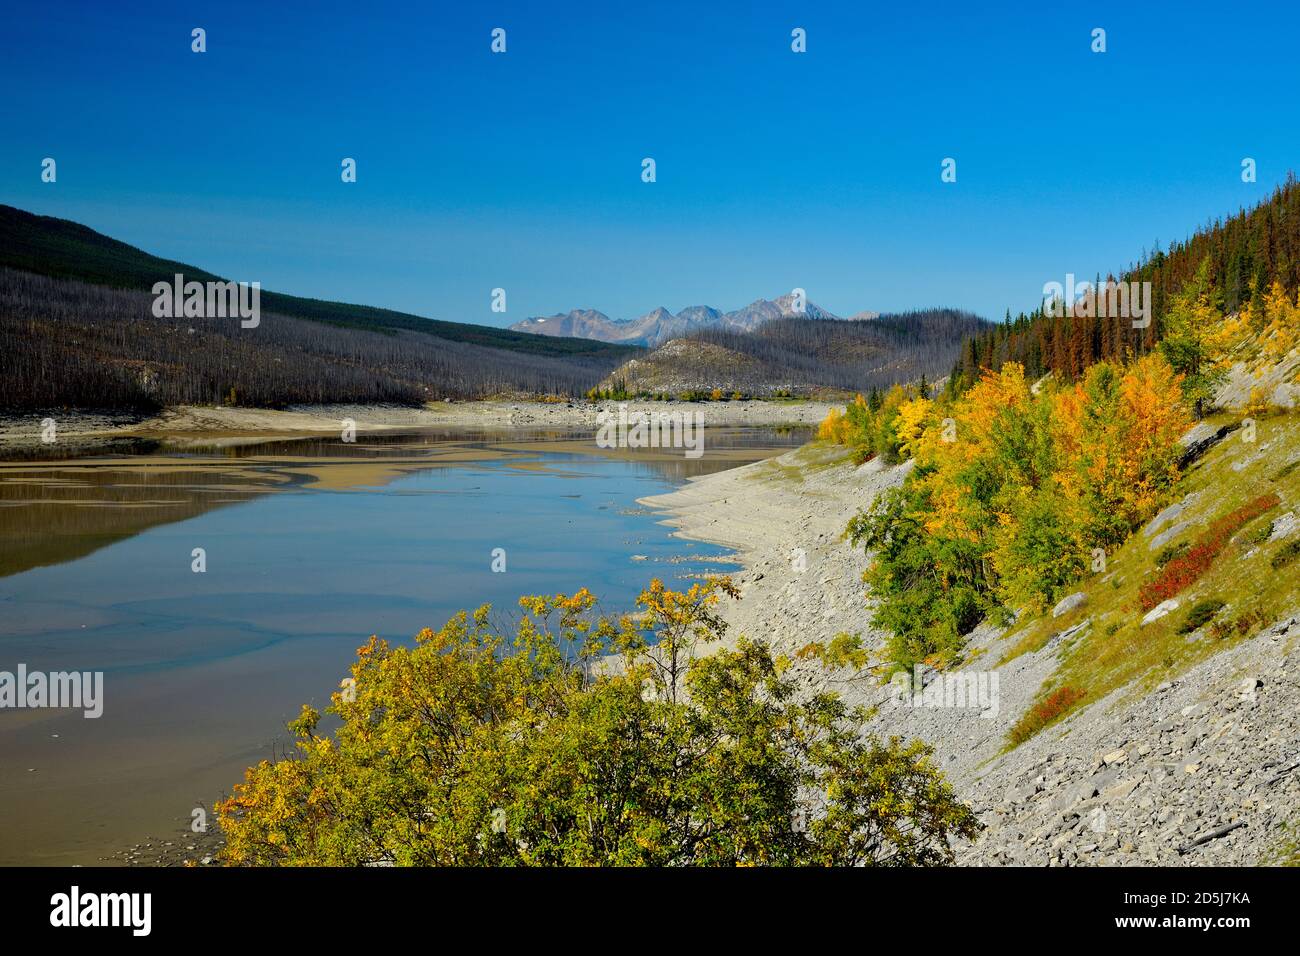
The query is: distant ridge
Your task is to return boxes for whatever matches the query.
[596,309,993,397]
[0,205,641,410]
[0,204,632,360]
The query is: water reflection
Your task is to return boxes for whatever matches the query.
[0,427,809,579]
[0,426,807,864]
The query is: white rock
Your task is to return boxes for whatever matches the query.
[1142,600,1180,626]
[1179,423,1218,448]
[1148,521,1191,552]
[1145,499,1188,538]
[1052,592,1088,618]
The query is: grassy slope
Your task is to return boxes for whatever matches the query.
[0,204,639,360]
[1000,408,1300,744]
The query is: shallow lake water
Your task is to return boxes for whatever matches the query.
[0,426,807,864]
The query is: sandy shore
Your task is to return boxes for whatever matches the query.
[0,399,834,452]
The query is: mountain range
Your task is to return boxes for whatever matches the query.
[511,295,879,346]
[0,202,975,410]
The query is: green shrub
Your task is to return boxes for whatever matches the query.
[1271,459,1300,482]
[1155,540,1190,568]
[1178,598,1226,635]
[1209,607,1273,641]
[1272,540,1300,570]
[847,481,990,674]
[1243,519,1275,547]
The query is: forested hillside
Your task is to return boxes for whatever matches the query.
[0,269,633,410]
[951,174,1300,388]
[0,203,637,359]
[816,185,1300,742]
[0,205,643,410]
[599,309,991,397]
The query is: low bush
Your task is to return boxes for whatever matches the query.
[1155,540,1190,568]
[1139,494,1281,611]
[1007,685,1087,747]
[1243,519,1276,547]
[1272,459,1300,482]
[1272,539,1300,571]
[216,580,982,866]
[1209,607,1274,641]
[1178,598,1226,635]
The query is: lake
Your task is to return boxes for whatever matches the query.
[0,426,807,864]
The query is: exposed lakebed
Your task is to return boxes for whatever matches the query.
[0,426,807,864]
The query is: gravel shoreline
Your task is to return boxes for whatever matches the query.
[640,441,1300,866]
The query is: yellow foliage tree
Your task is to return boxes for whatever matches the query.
[1261,280,1300,361]
[894,396,932,460]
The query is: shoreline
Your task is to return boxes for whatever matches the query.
[0,399,836,453]
[639,439,1300,867]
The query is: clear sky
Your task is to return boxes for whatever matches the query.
[3,1,1297,327]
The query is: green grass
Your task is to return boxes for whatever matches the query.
[999,410,1300,747]
[742,441,852,486]
[1261,823,1300,866]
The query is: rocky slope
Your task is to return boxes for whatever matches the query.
[640,399,1300,866]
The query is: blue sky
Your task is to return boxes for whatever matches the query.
[3,1,1297,326]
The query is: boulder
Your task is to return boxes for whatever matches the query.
[1179,422,1220,448]
[1269,512,1297,542]
[1142,600,1180,626]
[1101,778,1142,802]
[1052,592,1088,618]
[1046,618,1091,651]
[1149,520,1191,552]
[1145,499,1189,538]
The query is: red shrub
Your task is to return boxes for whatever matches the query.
[1008,685,1088,746]
[1139,493,1280,611]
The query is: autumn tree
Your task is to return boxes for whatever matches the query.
[1159,258,1226,417]
[216,579,981,866]
[850,355,1191,671]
